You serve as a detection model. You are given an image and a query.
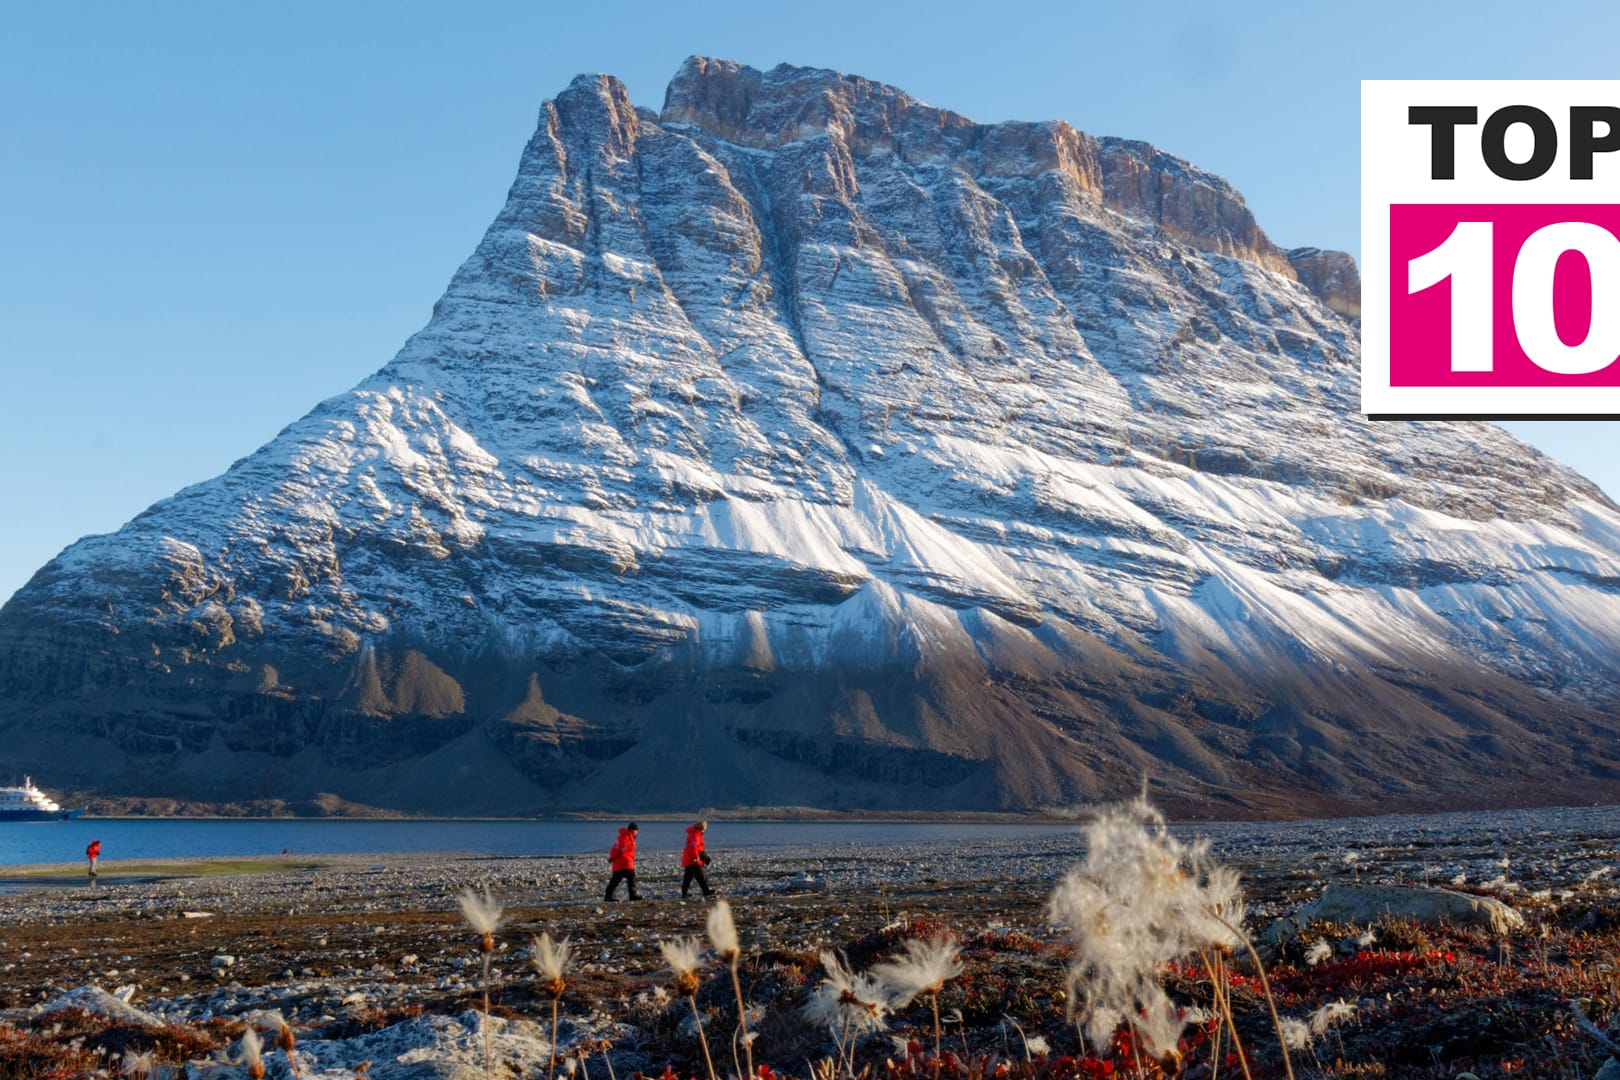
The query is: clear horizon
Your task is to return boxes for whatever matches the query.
[2,1,1617,604]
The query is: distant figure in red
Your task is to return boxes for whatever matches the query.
[86,839,101,882]
[681,820,715,899]
[604,822,642,901]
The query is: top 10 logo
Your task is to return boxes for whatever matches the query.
[1363,80,1620,417]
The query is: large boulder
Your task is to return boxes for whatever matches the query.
[1265,884,1525,939]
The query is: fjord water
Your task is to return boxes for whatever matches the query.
[2,805,1618,872]
[0,819,1079,868]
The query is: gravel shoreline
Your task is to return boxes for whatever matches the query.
[2,809,1618,1077]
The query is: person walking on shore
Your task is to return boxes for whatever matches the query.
[86,839,101,885]
[680,820,715,899]
[605,822,642,901]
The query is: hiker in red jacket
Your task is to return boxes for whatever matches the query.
[86,839,101,882]
[604,822,642,901]
[680,820,715,899]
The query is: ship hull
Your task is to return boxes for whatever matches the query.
[0,808,83,822]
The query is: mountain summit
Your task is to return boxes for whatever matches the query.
[5,59,1619,816]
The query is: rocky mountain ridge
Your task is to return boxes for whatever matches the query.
[3,58,1618,816]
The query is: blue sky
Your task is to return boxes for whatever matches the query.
[1,0,1616,604]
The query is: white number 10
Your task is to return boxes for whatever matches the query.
[1408,219,1620,375]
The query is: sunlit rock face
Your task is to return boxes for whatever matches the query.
[3,58,1618,816]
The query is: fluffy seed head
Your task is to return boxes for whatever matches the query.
[1279,1017,1312,1051]
[803,950,894,1037]
[872,935,963,1006]
[250,1009,295,1053]
[706,899,740,963]
[240,1028,265,1080]
[660,936,705,996]
[1045,796,1244,1057]
[457,887,503,951]
[122,1049,158,1079]
[248,1009,285,1030]
[1309,1000,1356,1035]
[533,932,574,997]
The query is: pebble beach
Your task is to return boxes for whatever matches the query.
[2,808,1619,1078]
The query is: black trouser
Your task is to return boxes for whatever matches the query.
[605,869,640,900]
[681,864,713,898]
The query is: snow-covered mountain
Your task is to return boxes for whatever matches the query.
[4,58,1619,816]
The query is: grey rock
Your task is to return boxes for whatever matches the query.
[1287,247,1361,318]
[1267,884,1525,939]
[36,985,164,1027]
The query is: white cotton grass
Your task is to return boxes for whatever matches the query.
[803,950,893,1038]
[660,935,717,1080]
[1046,796,1244,1059]
[1279,1017,1312,1051]
[534,933,575,992]
[240,1027,266,1080]
[247,1009,303,1080]
[873,934,964,1067]
[706,899,740,963]
[1309,1000,1357,1036]
[457,887,504,945]
[249,1008,288,1030]
[804,954,893,1080]
[871,936,963,1006]
[660,937,705,987]
[121,1048,158,1079]
[456,886,504,1080]
[534,932,575,1080]
[1278,1001,1357,1056]
[706,899,755,1080]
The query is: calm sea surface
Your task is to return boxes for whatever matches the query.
[0,819,1078,868]
[4,805,1617,870]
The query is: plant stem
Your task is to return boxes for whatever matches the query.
[729,958,753,1080]
[1196,945,1246,1080]
[930,992,943,1080]
[550,997,561,1080]
[689,995,718,1080]
[1206,954,1226,1080]
[482,952,493,1080]
[1203,909,1295,1080]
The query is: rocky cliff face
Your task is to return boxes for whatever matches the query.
[3,59,1619,816]
[1287,247,1361,319]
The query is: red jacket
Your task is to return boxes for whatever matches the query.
[86,841,101,860]
[681,826,707,868]
[609,828,637,871]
